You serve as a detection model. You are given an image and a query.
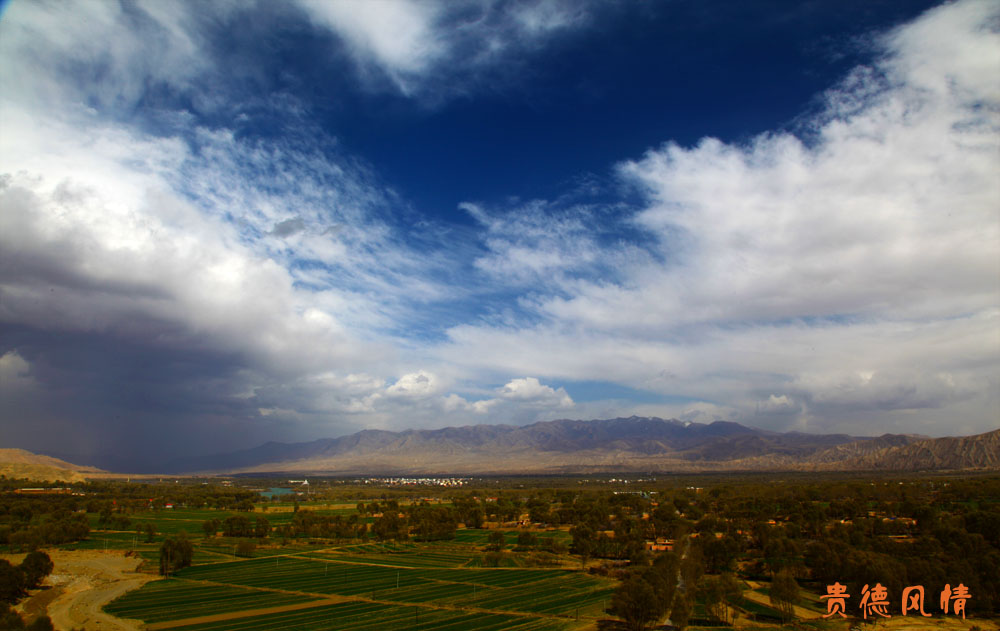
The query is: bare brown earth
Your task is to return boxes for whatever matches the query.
[0,448,104,482]
[5,550,157,631]
[0,449,103,472]
[0,463,90,483]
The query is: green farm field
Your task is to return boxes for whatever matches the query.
[103,525,612,630]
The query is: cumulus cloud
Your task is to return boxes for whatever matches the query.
[429,377,574,422]
[437,0,1000,435]
[758,395,800,415]
[386,370,444,398]
[498,377,574,408]
[0,351,36,392]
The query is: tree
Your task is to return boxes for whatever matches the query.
[255,516,270,539]
[222,515,252,538]
[702,535,738,573]
[144,523,156,543]
[464,507,484,529]
[483,551,504,567]
[409,506,458,541]
[20,552,53,590]
[645,551,679,607]
[0,560,25,604]
[372,512,408,542]
[236,540,256,558]
[718,572,742,625]
[770,568,798,622]
[763,536,800,575]
[610,576,660,631]
[202,519,219,537]
[159,533,194,575]
[699,575,727,625]
[487,530,506,552]
[570,525,594,567]
[669,591,692,631]
[698,573,741,625]
[516,531,538,549]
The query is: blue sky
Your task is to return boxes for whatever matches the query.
[1,0,998,469]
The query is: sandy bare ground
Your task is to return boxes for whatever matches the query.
[5,550,158,631]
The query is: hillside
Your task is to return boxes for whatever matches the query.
[0,448,104,482]
[841,428,1000,470]
[160,417,998,475]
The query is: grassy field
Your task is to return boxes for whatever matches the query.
[163,556,612,616]
[102,520,612,631]
[158,600,575,631]
[103,579,318,623]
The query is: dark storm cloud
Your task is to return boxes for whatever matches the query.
[0,324,268,468]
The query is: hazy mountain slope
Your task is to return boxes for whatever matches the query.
[807,433,927,464]
[0,448,104,482]
[840,429,1000,470]
[159,417,853,474]
[0,448,103,472]
[150,418,1000,475]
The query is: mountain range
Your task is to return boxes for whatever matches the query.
[157,416,999,475]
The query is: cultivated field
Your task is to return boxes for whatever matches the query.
[91,506,611,631]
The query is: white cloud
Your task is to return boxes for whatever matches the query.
[435,0,1000,436]
[1,0,997,458]
[510,0,584,34]
[299,0,443,89]
[461,200,640,287]
[498,377,574,408]
[386,370,444,398]
[0,351,37,392]
[296,0,592,96]
[759,395,799,415]
[797,370,967,412]
[0,0,217,114]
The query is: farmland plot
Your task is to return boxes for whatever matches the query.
[104,579,318,623]
[106,554,611,630]
[164,600,573,631]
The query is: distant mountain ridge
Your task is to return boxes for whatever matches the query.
[840,430,1000,470]
[158,416,998,475]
